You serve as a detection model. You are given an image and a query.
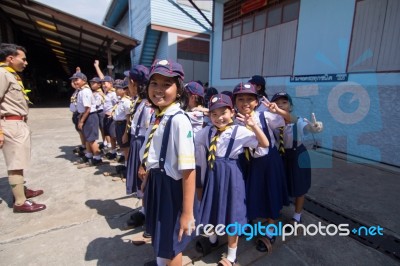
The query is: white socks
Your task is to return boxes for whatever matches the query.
[139,206,145,215]
[293,212,302,222]
[156,257,170,266]
[227,247,237,263]
[85,153,93,158]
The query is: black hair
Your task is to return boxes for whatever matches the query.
[146,76,188,110]
[0,43,27,61]
[204,87,218,108]
[257,84,268,100]
[137,82,148,99]
[188,92,205,107]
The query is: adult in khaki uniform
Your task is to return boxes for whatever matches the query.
[0,43,46,213]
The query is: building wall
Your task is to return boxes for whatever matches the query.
[129,0,151,65]
[150,0,212,34]
[211,0,400,166]
[155,32,168,60]
[114,12,130,36]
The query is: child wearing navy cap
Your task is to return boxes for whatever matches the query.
[233,82,291,253]
[271,92,323,228]
[112,79,131,169]
[71,72,103,168]
[89,76,106,147]
[101,75,118,160]
[195,93,269,265]
[124,65,153,238]
[248,75,268,112]
[184,81,208,200]
[138,59,196,266]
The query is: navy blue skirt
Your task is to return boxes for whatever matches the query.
[126,135,145,195]
[144,169,194,259]
[246,147,289,220]
[283,144,311,197]
[199,157,247,226]
[115,121,129,148]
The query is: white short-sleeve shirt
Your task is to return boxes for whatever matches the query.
[130,100,153,136]
[113,97,131,121]
[280,117,308,149]
[195,125,259,159]
[93,91,104,111]
[69,89,79,113]
[186,110,204,136]
[103,90,118,113]
[139,103,195,180]
[235,111,285,157]
[77,86,96,113]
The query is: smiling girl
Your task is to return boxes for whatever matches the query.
[138,59,196,266]
[195,93,269,265]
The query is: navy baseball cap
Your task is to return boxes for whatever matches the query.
[232,82,258,96]
[113,79,129,89]
[124,65,149,84]
[248,75,265,86]
[89,77,101,83]
[101,76,114,83]
[209,93,233,111]
[271,92,293,105]
[149,59,184,80]
[185,81,204,98]
[69,72,87,81]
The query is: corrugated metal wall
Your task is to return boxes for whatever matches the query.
[239,30,265,78]
[263,20,297,76]
[150,0,212,34]
[221,20,297,78]
[347,0,386,72]
[130,0,151,65]
[221,37,240,78]
[377,0,400,72]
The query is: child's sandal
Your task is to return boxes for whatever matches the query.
[256,235,275,253]
[218,257,236,266]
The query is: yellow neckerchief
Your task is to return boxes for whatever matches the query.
[107,87,116,93]
[111,95,131,116]
[155,102,175,118]
[208,119,234,169]
[0,63,32,104]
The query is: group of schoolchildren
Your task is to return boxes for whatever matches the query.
[69,59,323,266]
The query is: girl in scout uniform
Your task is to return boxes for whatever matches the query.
[138,59,195,266]
[124,65,153,234]
[270,92,323,227]
[195,93,269,266]
[233,83,291,254]
[184,81,208,200]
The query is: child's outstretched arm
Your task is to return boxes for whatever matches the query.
[236,113,269,148]
[178,169,196,242]
[94,60,105,79]
[304,113,324,133]
[261,96,296,123]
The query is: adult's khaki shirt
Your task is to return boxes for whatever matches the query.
[0,67,29,117]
